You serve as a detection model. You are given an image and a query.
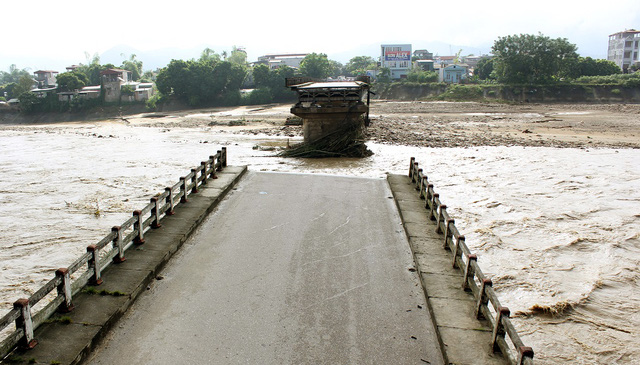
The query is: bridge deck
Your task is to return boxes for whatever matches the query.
[87,172,444,364]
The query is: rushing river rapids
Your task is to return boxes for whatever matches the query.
[0,121,639,364]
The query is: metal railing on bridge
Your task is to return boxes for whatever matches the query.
[409,157,534,365]
[0,148,227,358]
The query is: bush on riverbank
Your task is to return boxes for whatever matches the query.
[375,81,640,103]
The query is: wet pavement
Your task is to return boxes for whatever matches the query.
[88,172,444,364]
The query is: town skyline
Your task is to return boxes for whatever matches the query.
[2,0,639,72]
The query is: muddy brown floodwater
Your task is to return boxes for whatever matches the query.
[1,100,639,364]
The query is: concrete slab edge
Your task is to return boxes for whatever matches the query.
[386,174,449,365]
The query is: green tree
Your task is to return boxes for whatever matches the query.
[406,68,438,83]
[474,58,495,80]
[576,57,621,77]
[227,46,248,69]
[12,74,35,97]
[199,48,221,63]
[120,54,143,81]
[156,58,247,106]
[0,83,16,99]
[56,72,88,91]
[251,64,295,101]
[376,67,391,84]
[1,64,31,85]
[491,33,579,84]
[299,53,332,79]
[346,56,376,76]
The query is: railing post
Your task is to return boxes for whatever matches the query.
[443,218,454,249]
[462,254,477,291]
[492,306,511,353]
[424,184,434,209]
[13,298,37,349]
[216,150,223,171]
[411,162,419,183]
[87,244,103,285]
[180,177,188,203]
[429,193,439,220]
[191,169,199,193]
[200,162,208,185]
[209,156,218,179]
[132,211,144,245]
[415,169,423,190]
[150,197,162,229]
[221,147,227,168]
[435,204,447,233]
[55,268,74,313]
[112,225,127,262]
[408,157,415,177]
[518,346,534,364]
[419,176,428,199]
[452,235,465,268]
[165,187,175,215]
[475,278,492,319]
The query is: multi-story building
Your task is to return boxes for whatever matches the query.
[380,44,412,79]
[33,70,58,89]
[608,29,640,71]
[413,49,433,60]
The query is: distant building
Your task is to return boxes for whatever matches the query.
[434,56,456,66]
[413,49,433,60]
[256,53,308,70]
[415,60,435,72]
[100,69,133,103]
[33,70,58,89]
[608,29,640,71]
[380,44,412,79]
[462,55,491,69]
[439,64,468,84]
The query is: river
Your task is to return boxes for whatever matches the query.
[0,120,638,364]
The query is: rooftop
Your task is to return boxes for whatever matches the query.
[293,81,369,90]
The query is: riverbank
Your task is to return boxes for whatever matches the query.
[20,101,634,149]
[3,101,639,150]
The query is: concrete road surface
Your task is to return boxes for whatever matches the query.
[88,172,444,364]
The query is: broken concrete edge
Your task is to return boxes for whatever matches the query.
[2,166,248,365]
[386,173,449,365]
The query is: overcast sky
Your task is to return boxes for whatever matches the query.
[2,0,639,72]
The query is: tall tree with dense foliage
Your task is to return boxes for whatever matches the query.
[299,53,332,79]
[251,64,295,102]
[200,48,221,63]
[491,33,579,84]
[12,74,35,97]
[0,64,31,85]
[227,46,249,69]
[155,58,247,106]
[345,56,376,76]
[576,57,621,77]
[474,58,495,80]
[120,54,143,81]
[56,72,88,91]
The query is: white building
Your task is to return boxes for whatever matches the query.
[256,53,308,70]
[608,29,640,71]
[380,44,412,79]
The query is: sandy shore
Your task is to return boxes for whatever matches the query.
[6,101,640,149]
